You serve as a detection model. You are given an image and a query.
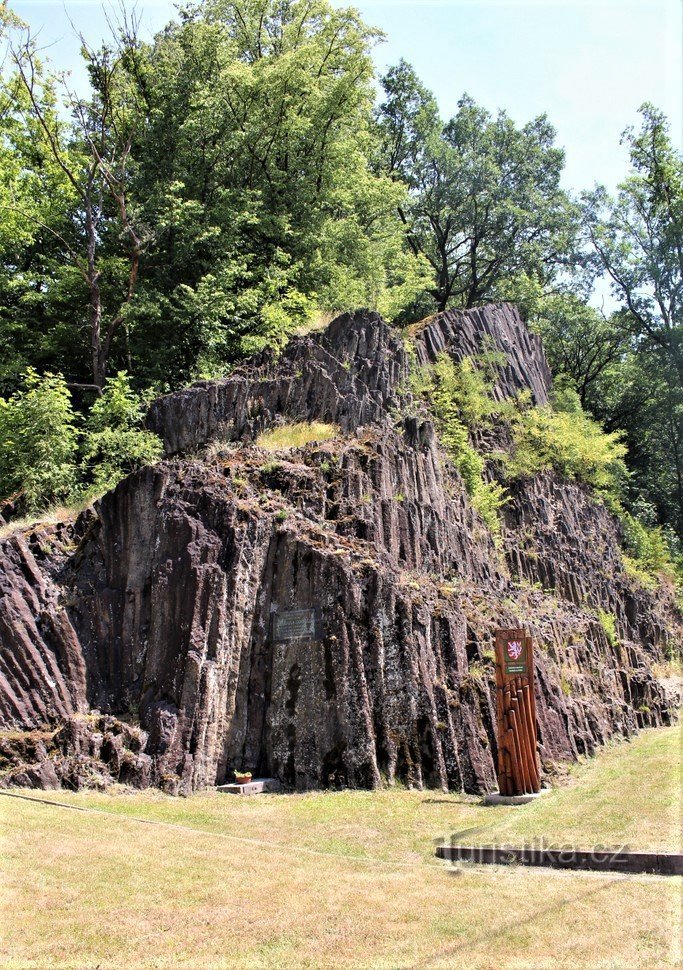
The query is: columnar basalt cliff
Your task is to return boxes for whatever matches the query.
[0,304,679,793]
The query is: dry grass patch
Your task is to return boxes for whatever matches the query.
[0,502,84,540]
[1,795,680,969]
[255,421,339,452]
[1,724,681,968]
[294,309,338,336]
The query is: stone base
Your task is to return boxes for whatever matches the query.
[216,778,282,796]
[483,789,547,806]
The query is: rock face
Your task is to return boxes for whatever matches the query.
[0,304,680,793]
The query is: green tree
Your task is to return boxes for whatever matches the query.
[524,294,628,410]
[81,372,163,491]
[0,12,81,390]
[0,369,79,514]
[0,19,150,391]
[1,1,427,391]
[119,0,426,383]
[377,64,578,312]
[582,104,683,385]
[579,105,682,535]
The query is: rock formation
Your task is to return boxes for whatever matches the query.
[0,304,679,793]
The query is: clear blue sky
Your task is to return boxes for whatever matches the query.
[10,0,682,192]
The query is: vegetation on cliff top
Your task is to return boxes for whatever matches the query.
[0,0,680,552]
[406,346,681,589]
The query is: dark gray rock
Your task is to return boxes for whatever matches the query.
[0,305,679,795]
[413,303,552,405]
[4,759,60,790]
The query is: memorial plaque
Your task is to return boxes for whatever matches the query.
[272,608,321,642]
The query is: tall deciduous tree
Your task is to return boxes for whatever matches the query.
[1,0,425,391]
[120,0,427,383]
[6,20,149,390]
[581,105,683,537]
[377,62,578,312]
[582,104,683,386]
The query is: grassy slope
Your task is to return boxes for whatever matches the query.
[1,724,681,969]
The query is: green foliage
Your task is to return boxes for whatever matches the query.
[621,555,658,592]
[620,512,673,575]
[406,363,433,400]
[81,373,163,492]
[377,63,579,311]
[596,609,618,647]
[579,106,683,541]
[0,0,427,395]
[618,511,681,594]
[523,291,682,544]
[0,370,79,513]
[560,672,573,697]
[120,0,426,383]
[428,353,507,537]
[0,369,162,519]
[506,388,628,497]
[582,105,682,388]
[523,292,629,410]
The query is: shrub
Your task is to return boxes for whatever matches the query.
[255,422,339,451]
[429,353,507,537]
[406,362,433,400]
[596,608,618,646]
[619,511,681,590]
[506,388,628,497]
[0,370,79,514]
[432,353,505,431]
[620,512,672,575]
[621,554,657,591]
[81,373,163,492]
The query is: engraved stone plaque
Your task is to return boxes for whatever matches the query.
[272,608,321,642]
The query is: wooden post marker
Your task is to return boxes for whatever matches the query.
[493,628,540,797]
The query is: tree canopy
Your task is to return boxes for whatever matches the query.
[0,2,680,554]
[376,60,578,312]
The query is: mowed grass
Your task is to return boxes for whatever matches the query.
[1,724,681,969]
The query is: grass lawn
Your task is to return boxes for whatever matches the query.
[1,724,681,969]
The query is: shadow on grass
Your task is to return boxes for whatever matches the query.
[421,797,483,807]
[409,875,631,969]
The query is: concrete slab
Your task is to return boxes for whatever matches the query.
[216,778,282,796]
[436,843,683,875]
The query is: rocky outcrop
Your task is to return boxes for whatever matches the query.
[146,303,549,456]
[147,309,409,456]
[413,303,552,406]
[0,305,680,793]
[0,714,151,790]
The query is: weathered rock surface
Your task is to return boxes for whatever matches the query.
[0,304,680,793]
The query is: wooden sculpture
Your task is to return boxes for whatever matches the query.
[494,627,540,796]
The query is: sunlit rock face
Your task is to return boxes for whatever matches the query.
[0,305,679,794]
